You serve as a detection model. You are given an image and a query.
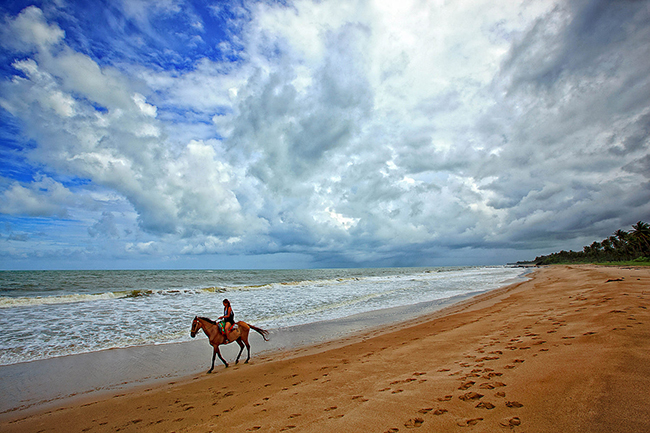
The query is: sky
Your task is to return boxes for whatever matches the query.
[0,0,649,270]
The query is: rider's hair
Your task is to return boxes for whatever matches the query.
[223,299,230,306]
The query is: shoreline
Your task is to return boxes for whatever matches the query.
[2,265,648,432]
[0,272,530,417]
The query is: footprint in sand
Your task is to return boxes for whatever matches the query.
[384,428,399,433]
[324,406,338,411]
[495,391,506,398]
[392,389,404,394]
[457,418,484,427]
[458,381,475,390]
[247,427,262,431]
[404,418,424,428]
[475,401,495,409]
[437,395,453,401]
[279,426,296,431]
[500,417,522,428]
[459,392,483,401]
[288,413,301,419]
[506,401,524,408]
[433,409,448,415]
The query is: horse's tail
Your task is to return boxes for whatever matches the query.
[248,324,270,341]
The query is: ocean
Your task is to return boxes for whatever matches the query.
[0,266,526,367]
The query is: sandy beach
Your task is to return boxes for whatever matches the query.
[2,265,648,432]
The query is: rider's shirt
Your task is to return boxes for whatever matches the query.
[223,306,235,324]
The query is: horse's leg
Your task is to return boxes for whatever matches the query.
[216,345,229,368]
[245,338,251,363]
[208,346,217,373]
[238,328,251,363]
[235,339,245,364]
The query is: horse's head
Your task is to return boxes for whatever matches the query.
[190,316,201,338]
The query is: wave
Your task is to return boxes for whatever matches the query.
[0,280,332,309]
[0,291,122,308]
[0,268,490,310]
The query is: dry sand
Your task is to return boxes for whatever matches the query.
[2,265,649,432]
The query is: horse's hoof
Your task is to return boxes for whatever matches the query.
[207,370,213,374]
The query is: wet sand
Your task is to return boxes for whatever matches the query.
[0,287,499,416]
[1,265,648,432]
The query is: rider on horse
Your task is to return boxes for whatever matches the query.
[218,299,235,342]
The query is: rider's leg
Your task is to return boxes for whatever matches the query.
[224,322,231,341]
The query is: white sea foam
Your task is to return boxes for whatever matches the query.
[0,292,122,308]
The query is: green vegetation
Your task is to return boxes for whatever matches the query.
[530,221,650,266]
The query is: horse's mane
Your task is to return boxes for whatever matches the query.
[198,316,217,325]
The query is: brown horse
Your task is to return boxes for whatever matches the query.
[190,316,269,373]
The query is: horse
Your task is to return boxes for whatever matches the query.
[190,316,269,373]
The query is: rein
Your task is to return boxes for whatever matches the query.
[193,317,221,335]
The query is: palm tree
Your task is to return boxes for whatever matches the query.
[631,221,650,257]
[614,229,632,259]
[601,238,614,261]
[590,241,603,260]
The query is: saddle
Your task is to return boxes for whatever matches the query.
[217,320,228,335]
[217,320,236,341]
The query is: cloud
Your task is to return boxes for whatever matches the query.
[88,211,119,238]
[474,0,650,240]
[0,176,72,217]
[1,0,649,268]
[1,6,64,52]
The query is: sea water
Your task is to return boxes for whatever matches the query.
[0,266,526,366]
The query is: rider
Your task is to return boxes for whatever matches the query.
[218,299,235,341]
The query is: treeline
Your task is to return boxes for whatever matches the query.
[532,221,650,265]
